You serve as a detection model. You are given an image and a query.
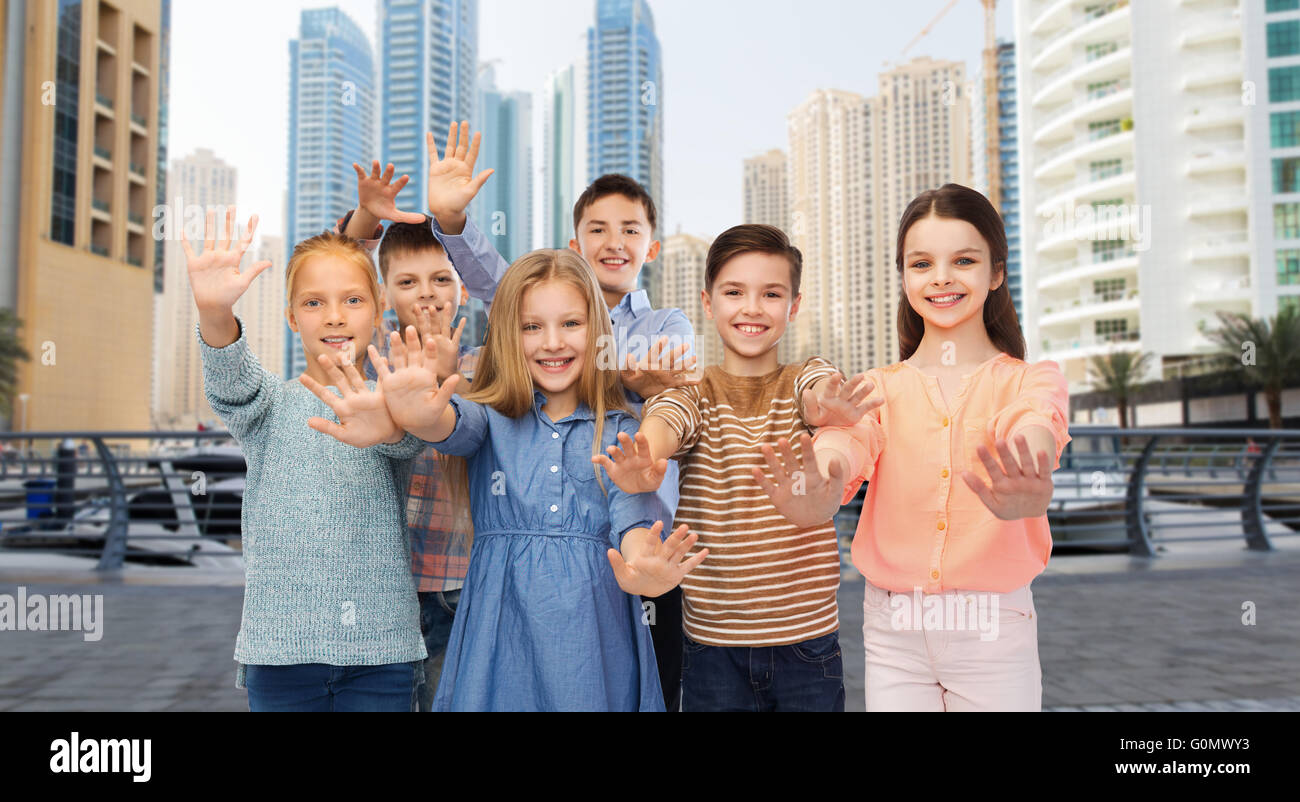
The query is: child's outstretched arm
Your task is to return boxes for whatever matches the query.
[591,416,683,494]
[621,332,701,401]
[607,521,708,598]
[752,433,849,529]
[961,435,1055,520]
[802,372,881,429]
[299,355,408,448]
[344,160,428,240]
[370,325,461,443]
[426,122,509,305]
[188,207,271,348]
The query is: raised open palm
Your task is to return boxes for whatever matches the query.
[607,522,709,598]
[426,121,494,218]
[961,435,1054,521]
[352,160,426,225]
[299,354,401,448]
[183,207,270,312]
[592,431,669,495]
[751,433,846,529]
[802,373,880,429]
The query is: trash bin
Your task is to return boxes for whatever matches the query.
[24,478,56,520]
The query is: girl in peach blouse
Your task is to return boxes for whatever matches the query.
[754,183,1070,711]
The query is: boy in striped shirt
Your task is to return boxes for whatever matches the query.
[595,224,880,712]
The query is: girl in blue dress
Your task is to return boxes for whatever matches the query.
[371,248,708,711]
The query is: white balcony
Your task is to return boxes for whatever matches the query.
[1181,11,1243,49]
[1032,45,1132,107]
[1034,83,1133,144]
[1030,0,1073,36]
[1188,230,1249,261]
[1035,129,1134,180]
[1040,330,1142,365]
[1039,290,1141,327]
[1031,2,1132,75]
[1035,167,1137,216]
[1184,104,1246,132]
[1185,144,1246,176]
[1183,59,1243,91]
[1038,251,1139,289]
[1187,194,1248,218]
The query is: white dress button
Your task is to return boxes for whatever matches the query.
[549,504,558,512]
[550,465,558,473]
[551,432,559,439]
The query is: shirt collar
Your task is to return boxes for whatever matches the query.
[612,289,652,319]
[532,388,595,421]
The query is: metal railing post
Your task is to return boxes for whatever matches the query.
[1126,435,1159,557]
[1241,437,1280,552]
[93,437,130,571]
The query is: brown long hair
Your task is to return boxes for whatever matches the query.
[441,249,631,526]
[895,183,1025,362]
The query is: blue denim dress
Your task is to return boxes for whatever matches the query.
[428,391,668,711]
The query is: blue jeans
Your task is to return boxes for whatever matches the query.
[680,631,845,712]
[244,661,423,712]
[416,589,460,712]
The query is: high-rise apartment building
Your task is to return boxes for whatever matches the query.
[743,149,789,233]
[1016,0,1252,388]
[974,40,1023,318]
[658,232,717,368]
[542,58,587,247]
[3,0,165,432]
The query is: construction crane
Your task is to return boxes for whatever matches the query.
[892,0,1002,211]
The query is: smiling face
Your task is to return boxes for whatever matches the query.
[568,193,661,305]
[901,214,1003,334]
[519,278,590,402]
[702,251,800,373]
[285,255,382,384]
[383,247,468,331]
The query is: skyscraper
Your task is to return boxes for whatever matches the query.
[156,148,236,429]
[658,232,718,367]
[973,40,1022,319]
[3,0,165,432]
[473,64,532,263]
[742,149,789,234]
[542,58,587,247]
[587,0,663,300]
[377,0,478,215]
[285,7,375,377]
[787,58,970,376]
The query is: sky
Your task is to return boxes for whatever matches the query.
[169,0,1015,243]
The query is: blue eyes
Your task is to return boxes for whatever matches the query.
[305,297,365,308]
[912,257,976,269]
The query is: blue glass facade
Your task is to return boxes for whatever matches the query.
[284,7,376,377]
[997,40,1022,320]
[586,0,663,300]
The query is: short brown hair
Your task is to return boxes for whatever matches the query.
[705,224,802,296]
[377,219,446,282]
[571,174,658,235]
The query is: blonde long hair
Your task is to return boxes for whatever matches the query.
[442,249,631,523]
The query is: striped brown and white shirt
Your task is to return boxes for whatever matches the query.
[643,357,842,647]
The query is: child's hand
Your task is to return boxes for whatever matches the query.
[802,373,880,429]
[299,354,403,448]
[352,160,427,225]
[184,207,270,313]
[426,121,494,232]
[411,303,467,382]
[607,522,709,598]
[592,431,669,494]
[751,434,846,529]
[961,435,1054,520]
[621,336,702,399]
[370,325,460,433]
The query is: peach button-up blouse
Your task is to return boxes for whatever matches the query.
[813,354,1070,594]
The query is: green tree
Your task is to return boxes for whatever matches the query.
[0,308,32,421]
[1088,350,1154,428]
[1205,307,1300,429]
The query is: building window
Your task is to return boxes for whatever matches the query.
[1096,319,1128,338]
[1278,250,1300,285]
[1088,119,1121,140]
[1272,111,1300,147]
[1268,21,1300,57]
[1085,41,1118,62]
[50,0,82,246]
[1280,296,1300,315]
[1094,278,1126,300]
[1269,66,1300,103]
[1277,203,1300,239]
[1268,0,1300,13]
[1275,157,1300,192]
[1093,239,1128,262]
[1089,159,1123,181]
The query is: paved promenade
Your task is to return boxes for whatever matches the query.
[1,541,1298,712]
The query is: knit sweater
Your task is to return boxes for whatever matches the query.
[197,318,428,687]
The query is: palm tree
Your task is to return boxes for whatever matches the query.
[0,308,32,422]
[1088,350,1154,428]
[1204,307,1300,429]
